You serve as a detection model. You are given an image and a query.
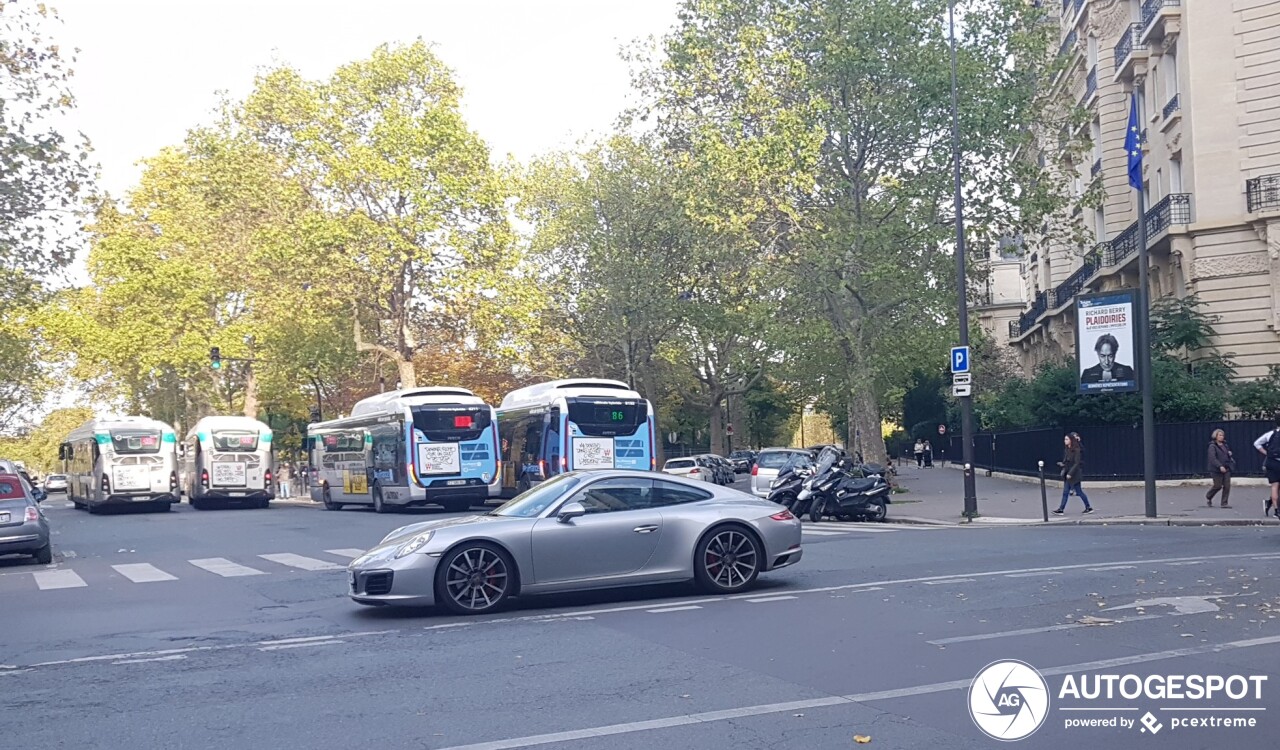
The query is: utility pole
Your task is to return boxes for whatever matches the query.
[948,0,978,517]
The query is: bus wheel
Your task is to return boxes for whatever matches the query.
[72,500,85,510]
[86,504,101,515]
[322,489,342,512]
[373,486,390,514]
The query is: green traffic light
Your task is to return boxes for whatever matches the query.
[211,361,221,370]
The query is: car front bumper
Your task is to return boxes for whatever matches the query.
[348,547,441,607]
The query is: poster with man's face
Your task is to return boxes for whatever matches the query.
[1076,290,1139,394]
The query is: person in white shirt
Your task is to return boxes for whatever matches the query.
[1253,414,1280,518]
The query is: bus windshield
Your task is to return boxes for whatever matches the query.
[411,405,492,442]
[212,430,259,452]
[566,399,644,437]
[110,429,162,455]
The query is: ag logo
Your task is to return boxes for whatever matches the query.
[968,660,1050,741]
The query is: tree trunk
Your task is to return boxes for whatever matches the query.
[396,356,417,389]
[849,382,887,465]
[242,365,259,419]
[708,391,726,455]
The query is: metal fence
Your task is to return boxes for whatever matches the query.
[941,419,1275,480]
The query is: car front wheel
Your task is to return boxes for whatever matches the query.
[694,526,762,594]
[435,543,514,616]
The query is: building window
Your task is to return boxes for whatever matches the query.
[1170,156,1182,193]
[1087,34,1098,69]
[1094,207,1106,242]
[1156,168,1164,201]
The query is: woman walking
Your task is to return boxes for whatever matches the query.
[1052,433,1094,515]
[1206,429,1235,508]
[913,439,925,468]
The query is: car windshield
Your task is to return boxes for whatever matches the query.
[48,475,66,481]
[489,473,584,518]
[666,459,693,469]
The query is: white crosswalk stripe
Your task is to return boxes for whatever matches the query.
[258,553,343,571]
[189,558,266,577]
[324,549,367,559]
[802,522,908,535]
[113,563,178,583]
[33,569,87,590]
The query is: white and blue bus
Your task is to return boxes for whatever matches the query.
[496,378,656,497]
[59,416,180,513]
[306,387,500,513]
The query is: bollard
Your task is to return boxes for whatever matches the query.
[1038,460,1049,522]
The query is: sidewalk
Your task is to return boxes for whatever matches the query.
[887,464,1279,527]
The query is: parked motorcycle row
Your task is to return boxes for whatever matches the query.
[765,446,893,523]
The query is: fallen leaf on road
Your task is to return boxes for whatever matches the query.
[854,735,872,744]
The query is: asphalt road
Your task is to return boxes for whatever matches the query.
[3,484,1279,750]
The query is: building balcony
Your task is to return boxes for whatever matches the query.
[1140,0,1182,45]
[1058,29,1077,59]
[1112,23,1149,83]
[1011,195,1192,338]
[1247,174,1280,213]
[1083,67,1098,107]
[1064,0,1087,28]
[1162,93,1182,130]
[1090,158,1102,179]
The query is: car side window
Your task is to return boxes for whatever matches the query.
[653,480,713,507]
[572,478,654,514]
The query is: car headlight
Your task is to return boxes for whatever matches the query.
[394,532,434,558]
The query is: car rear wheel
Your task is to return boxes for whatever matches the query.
[694,526,762,594]
[435,542,514,616]
[33,545,52,565]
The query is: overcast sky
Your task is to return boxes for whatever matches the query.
[52,0,683,197]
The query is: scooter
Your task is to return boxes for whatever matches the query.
[766,462,813,511]
[797,447,892,523]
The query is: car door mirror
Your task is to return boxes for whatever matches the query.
[556,501,587,524]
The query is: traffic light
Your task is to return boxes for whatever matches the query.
[309,407,321,423]
[210,347,221,370]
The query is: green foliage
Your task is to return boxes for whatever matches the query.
[0,406,93,473]
[742,378,801,449]
[902,370,947,440]
[1231,366,1280,420]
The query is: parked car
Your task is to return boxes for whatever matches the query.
[43,474,68,493]
[750,448,813,498]
[662,456,714,482]
[346,470,803,613]
[729,450,756,473]
[0,473,51,564]
[711,455,736,485]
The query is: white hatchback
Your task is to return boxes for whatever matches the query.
[662,457,714,482]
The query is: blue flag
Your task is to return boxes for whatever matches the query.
[1125,92,1143,191]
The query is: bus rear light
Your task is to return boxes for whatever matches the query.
[200,469,209,488]
[265,469,273,487]
[101,474,110,493]
[169,471,178,490]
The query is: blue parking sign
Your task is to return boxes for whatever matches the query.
[950,346,970,374]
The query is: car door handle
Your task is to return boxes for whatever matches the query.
[633,524,659,533]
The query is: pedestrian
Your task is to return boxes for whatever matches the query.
[913,439,925,468]
[923,440,934,468]
[1254,413,1280,518]
[278,463,291,499]
[1205,428,1235,508]
[1052,433,1093,515]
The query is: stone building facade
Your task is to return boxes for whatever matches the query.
[997,0,1280,381]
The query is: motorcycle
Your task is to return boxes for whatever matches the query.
[796,446,892,523]
[766,458,814,511]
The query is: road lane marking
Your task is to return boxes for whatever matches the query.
[1166,561,1202,567]
[924,578,975,585]
[112,655,187,665]
[324,549,366,559]
[646,605,702,613]
[259,641,344,651]
[926,614,1163,645]
[431,634,1280,750]
[1088,565,1136,571]
[1005,571,1063,578]
[112,563,178,583]
[33,570,86,590]
[801,530,848,536]
[189,558,266,577]
[258,553,342,571]
[744,595,797,603]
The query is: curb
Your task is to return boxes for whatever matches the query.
[884,516,962,527]
[888,514,1280,528]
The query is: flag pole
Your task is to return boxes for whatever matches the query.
[1131,108,1158,518]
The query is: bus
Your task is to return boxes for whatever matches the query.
[59,416,180,513]
[182,416,276,509]
[306,387,500,513]
[495,378,656,497]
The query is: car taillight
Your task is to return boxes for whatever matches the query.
[200,469,209,488]
[25,506,39,522]
[751,464,758,476]
[770,510,795,521]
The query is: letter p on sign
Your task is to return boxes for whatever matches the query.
[950,346,970,374]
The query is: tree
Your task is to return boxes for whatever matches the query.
[241,41,523,389]
[637,0,1080,464]
[0,405,91,472]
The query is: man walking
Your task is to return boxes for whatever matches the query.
[1254,414,1280,518]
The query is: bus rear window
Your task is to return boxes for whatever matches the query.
[566,400,644,436]
[411,406,492,441]
[212,431,259,452]
[110,430,162,454]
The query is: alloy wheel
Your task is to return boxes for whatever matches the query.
[702,529,759,590]
[443,547,510,612]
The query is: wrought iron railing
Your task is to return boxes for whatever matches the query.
[1163,93,1181,119]
[1091,158,1102,178]
[1085,240,1113,268]
[1111,222,1141,266]
[1016,291,1049,336]
[1058,29,1077,58]
[1084,67,1097,102]
[1008,320,1020,340]
[1114,23,1146,69]
[1246,174,1280,213]
[1142,0,1180,30]
[1146,193,1191,235]
[1052,255,1099,308]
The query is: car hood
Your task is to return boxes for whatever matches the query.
[377,513,529,546]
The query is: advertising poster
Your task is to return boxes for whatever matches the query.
[1076,290,1139,394]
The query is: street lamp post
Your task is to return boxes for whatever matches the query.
[948,0,979,517]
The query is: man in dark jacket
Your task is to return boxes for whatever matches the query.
[1080,334,1135,384]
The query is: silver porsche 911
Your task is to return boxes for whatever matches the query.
[346,470,803,614]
